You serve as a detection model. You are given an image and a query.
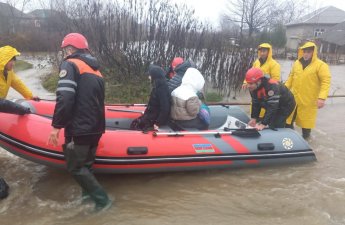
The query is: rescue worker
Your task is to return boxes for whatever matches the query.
[243,43,281,119]
[285,42,331,139]
[47,33,111,211]
[0,45,38,100]
[246,68,295,131]
[166,57,184,79]
[168,59,196,93]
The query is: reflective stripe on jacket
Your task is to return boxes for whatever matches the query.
[251,77,295,126]
[52,54,105,137]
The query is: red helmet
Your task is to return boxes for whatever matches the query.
[171,57,184,69]
[61,33,89,50]
[245,68,264,83]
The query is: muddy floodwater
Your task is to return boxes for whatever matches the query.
[0,58,344,225]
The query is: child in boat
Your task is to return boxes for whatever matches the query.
[170,68,208,130]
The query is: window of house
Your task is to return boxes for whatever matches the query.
[314,28,325,37]
[34,20,41,28]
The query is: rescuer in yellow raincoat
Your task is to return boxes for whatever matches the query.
[252,43,281,81]
[243,43,281,118]
[0,45,35,99]
[285,42,331,139]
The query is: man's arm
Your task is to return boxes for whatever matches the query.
[51,61,77,128]
[261,85,280,126]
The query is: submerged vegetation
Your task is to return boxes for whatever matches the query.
[14,60,33,72]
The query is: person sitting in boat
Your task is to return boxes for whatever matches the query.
[168,59,196,94]
[246,68,295,131]
[0,45,39,100]
[170,67,208,130]
[166,57,184,80]
[130,64,171,131]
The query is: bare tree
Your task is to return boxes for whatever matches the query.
[0,0,254,98]
[268,0,310,27]
[224,0,273,38]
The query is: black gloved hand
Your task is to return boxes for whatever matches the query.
[32,96,40,101]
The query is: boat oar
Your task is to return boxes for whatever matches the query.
[106,103,147,107]
[153,129,260,138]
[107,108,144,114]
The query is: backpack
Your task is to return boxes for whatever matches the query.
[198,103,211,125]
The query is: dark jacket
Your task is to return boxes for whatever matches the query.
[52,52,105,137]
[250,77,295,126]
[168,60,196,93]
[143,65,171,126]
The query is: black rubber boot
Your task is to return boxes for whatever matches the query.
[63,143,111,210]
[81,189,92,203]
[302,128,311,139]
[0,177,9,199]
[90,188,112,212]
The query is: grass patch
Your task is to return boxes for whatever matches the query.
[14,60,33,72]
[41,71,59,93]
[42,72,223,104]
[205,92,223,102]
[42,71,152,104]
[105,78,151,103]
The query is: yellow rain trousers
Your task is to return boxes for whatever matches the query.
[0,46,33,99]
[285,42,331,128]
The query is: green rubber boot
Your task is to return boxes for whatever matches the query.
[81,189,92,203]
[90,188,112,212]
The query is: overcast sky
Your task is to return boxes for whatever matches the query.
[173,0,345,25]
[2,0,345,25]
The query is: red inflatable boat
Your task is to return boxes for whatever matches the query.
[0,99,316,173]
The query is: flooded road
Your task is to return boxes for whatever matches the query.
[0,58,344,225]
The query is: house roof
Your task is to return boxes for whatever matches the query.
[286,6,345,26]
[320,21,345,46]
[28,9,62,19]
[0,2,31,19]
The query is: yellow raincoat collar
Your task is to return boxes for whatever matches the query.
[298,42,318,62]
[0,45,21,70]
[258,43,273,61]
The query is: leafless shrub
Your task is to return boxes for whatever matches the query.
[48,0,254,96]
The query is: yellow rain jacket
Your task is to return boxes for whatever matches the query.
[249,43,281,117]
[285,42,331,128]
[0,46,33,99]
[252,43,281,81]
